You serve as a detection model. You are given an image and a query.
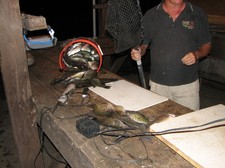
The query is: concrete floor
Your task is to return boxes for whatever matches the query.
[1,68,225,167]
[0,101,20,168]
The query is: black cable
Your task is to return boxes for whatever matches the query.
[93,130,152,165]
[33,146,42,168]
[97,127,140,134]
[34,93,90,167]
[34,107,52,168]
[99,127,131,146]
[34,105,58,168]
[95,117,225,138]
[42,140,67,165]
[146,117,225,135]
[92,127,152,164]
[89,116,225,165]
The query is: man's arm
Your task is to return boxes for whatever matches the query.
[194,43,212,60]
[182,43,212,65]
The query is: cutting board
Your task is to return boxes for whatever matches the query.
[89,79,168,111]
[150,104,225,168]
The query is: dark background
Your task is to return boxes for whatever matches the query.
[19,0,161,41]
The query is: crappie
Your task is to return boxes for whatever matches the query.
[126,111,149,126]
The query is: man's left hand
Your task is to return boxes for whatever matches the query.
[181,52,197,65]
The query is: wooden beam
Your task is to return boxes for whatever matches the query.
[189,0,225,16]
[208,15,225,26]
[0,0,44,167]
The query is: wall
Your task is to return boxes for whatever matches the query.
[189,0,225,16]
[190,0,225,84]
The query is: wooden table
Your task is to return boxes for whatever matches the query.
[28,43,194,167]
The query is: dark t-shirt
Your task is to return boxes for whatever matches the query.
[142,2,211,86]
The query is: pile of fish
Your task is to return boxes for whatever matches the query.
[62,41,100,71]
[51,41,117,88]
[91,102,150,132]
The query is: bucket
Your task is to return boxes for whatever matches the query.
[59,37,103,72]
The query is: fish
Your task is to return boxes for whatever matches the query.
[126,111,150,126]
[91,54,100,60]
[61,69,96,84]
[81,43,91,52]
[119,116,148,131]
[67,43,82,56]
[113,105,126,116]
[68,56,89,71]
[90,78,110,88]
[82,69,97,80]
[62,56,74,68]
[92,102,115,117]
[79,51,93,60]
[61,77,116,88]
[51,67,117,89]
[69,56,88,66]
[50,69,80,85]
[66,49,100,71]
[69,52,83,58]
[88,61,99,70]
[67,71,86,80]
[62,54,88,71]
[91,103,150,131]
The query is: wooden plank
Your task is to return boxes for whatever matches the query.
[28,44,195,167]
[150,104,225,168]
[208,15,225,26]
[29,74,145,168]
[31,73,193,168]
[0,0,44,167]
[189,0,225,16]
[95,1,108,37]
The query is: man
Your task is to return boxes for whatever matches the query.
[131,0,211,110]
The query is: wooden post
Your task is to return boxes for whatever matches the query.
[0,0,44,167]
[94,0,109,37]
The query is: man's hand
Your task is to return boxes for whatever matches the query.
[181,52,197,65]
[131,48,142,61]
[182,43,211,65]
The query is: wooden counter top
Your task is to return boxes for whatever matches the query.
[28,43,194,167]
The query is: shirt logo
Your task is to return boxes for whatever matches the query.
[182,21,194,29]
